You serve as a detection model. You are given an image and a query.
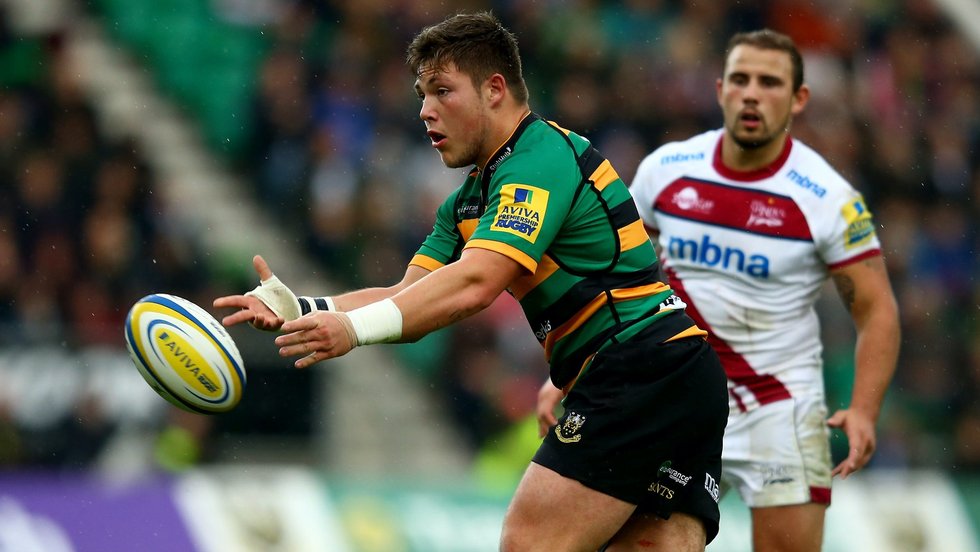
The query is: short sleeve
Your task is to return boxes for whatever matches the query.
[817,189,882,269]
[464,155,578,273]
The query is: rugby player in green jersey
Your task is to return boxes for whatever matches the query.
[215,12,728,552]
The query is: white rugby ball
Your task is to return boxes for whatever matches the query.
[125,293,246,414]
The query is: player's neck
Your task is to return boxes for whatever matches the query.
[479,106,532,171]
[721,131,790,172]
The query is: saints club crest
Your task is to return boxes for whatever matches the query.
[555,411,587,443]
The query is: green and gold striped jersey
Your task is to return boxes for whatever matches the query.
[411,113,683,388]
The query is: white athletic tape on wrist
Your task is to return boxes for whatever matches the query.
[244,275,301,321]
[345,298,402,345]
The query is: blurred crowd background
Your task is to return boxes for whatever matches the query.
[0,0,978,481]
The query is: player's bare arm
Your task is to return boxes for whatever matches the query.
[827,255,900,478]
[329,264,432,312]
[274,248,524,368]
[214,255,432,331]
[387,248,524,341]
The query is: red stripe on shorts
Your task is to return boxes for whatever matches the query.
[810,486,831,504]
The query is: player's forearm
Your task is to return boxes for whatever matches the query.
[328,265,430,311]
[331,287,402,312]
[390,259,504,342]
[849,302,900,422]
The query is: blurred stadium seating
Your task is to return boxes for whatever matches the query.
[1,0,978,550]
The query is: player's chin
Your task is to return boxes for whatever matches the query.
[440,152,465,169]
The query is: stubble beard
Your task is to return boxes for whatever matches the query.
[442,110,490,169]
[443,141,481,169]
[729,112,791,150]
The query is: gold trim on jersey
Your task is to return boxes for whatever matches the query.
[543,282,670,359]
[618,219,650,252]
[588,159,620,191]
[510,254,559,300]
[456,219,479,241]
[409,254,445,272]
[463,239,537,272]
[665,324,708,342]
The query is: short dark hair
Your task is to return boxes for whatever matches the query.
[406,11,529,104]
[725,29,805,92]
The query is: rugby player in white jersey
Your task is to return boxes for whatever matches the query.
[539,29,900,552]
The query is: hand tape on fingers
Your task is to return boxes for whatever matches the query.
[245,275,301,321]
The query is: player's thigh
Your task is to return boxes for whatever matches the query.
[501,462,636,552]
[604,511,706,552]
[751,502,826,552]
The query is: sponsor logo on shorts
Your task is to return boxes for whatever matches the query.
[554,411,586,443]
[704,473,720,503]
[658,461,692,486]
[761,464,796,486]
[647,482,675,499]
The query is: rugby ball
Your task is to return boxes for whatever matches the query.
[125,293,246,414]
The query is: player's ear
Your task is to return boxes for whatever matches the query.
[791,83,810,116]
[486,73,507,106]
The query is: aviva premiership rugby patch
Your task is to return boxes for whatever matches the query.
[493,184,549,243]
[841,196,876,250]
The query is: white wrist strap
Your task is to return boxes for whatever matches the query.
[345,299,403,345]
[244,275,301,321]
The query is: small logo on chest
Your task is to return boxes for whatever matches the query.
[746,199,786,228]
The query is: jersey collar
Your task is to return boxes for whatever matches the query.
[712,132,793,182]
[478,112,540,208]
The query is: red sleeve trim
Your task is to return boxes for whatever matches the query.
[827,248,881,270]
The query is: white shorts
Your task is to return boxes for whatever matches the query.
[720,396,832,508]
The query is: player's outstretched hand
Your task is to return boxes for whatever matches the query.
[213,255,285,331]
[827,408,876,479]
[536,378,564,437]
[275,311,358,369]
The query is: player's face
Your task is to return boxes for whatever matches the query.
[717,45,808,149]
[415,63,492,169]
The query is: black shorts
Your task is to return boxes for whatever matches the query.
[533,312,729,544]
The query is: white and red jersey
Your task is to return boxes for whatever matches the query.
[631,129,881,413]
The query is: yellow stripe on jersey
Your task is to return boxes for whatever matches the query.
[589,159,620,191]
[609,282,670,301]
[457,219,479,241]
[409,254,445,272]
[543,282,670,359]
[510,254,559,300]
[618,219,650,252]
[546,120,572,135]
[665,324,708,342]
[464,239,538,272]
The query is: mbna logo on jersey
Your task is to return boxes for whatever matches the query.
[493,184,549,243]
